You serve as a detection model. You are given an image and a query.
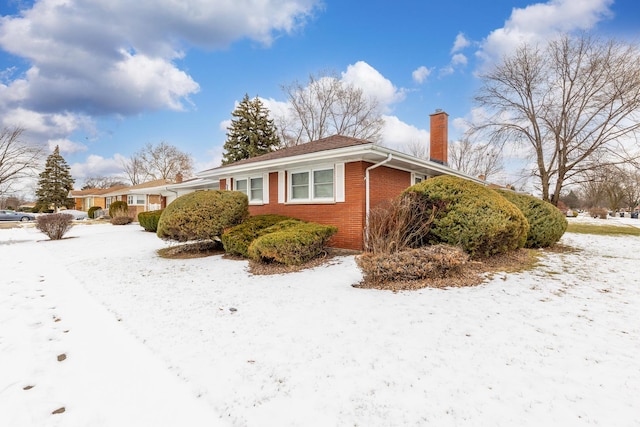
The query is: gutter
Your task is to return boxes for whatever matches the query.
[365,153,393,243]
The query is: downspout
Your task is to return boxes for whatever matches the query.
[365,153,393,246]
[165,187,179,208]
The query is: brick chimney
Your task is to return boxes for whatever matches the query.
[175,172,183,183]
[429,109,448,165]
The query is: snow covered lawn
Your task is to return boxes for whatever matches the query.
[1,216,639,426]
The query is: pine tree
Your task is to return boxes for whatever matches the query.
[36,145,75,211]
[222,94,281,165]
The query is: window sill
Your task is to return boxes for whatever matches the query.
[285,200,336,205]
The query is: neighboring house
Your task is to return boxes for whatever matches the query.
[69,185,129,211]
[69,178,187,217]
[189,110,483,250]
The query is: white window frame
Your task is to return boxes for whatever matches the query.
[127,194,145,205]
[287,165,336,203]
[233,174,269,204]
[412,173,425,185]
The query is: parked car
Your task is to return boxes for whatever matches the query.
[59,209,89,220]
[0,210,36,222]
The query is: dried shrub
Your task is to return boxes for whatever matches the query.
[221,214,295,256]
[405,176,529,258]
[366,192,447,254]
[356,245,469,284]
[138,209,164,232]
[36,213,74,240]
[589,207,608,219]
[248,222,338,265]
[157,190,249,242]
[496,189,567,248]
[110,207,133,225]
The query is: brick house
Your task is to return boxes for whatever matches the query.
[69,179,180,217]
[193,110,483,250]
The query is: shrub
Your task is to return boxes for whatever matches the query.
[157,190,249,242]
[221,214,295,256]
[108,201,128,218]
[404,176,529,258]
[496,190,567,248]
[110,206,133,225]
[589,207,608,219]
[88,206,102,219]
[248,222,338,265]
[365,192,448,254]
[138,209,164,232]
[356,245,469,284]
[36,213,74,240]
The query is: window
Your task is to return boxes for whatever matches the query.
[313,169,334,198]
[291,172,309,200]
[289,167,334,201]
[250,177,263,202]
[234,176,264,203]
[127,194,145,205]
[412,173,425,185]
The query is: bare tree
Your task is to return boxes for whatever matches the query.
[122,142,193,185]
[471,33,640,205]
[0,127,43,196]
[449,138,503,180]
[279,72,384,146]
[82,176,127,189]
[400,139,429,160]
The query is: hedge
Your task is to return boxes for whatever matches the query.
[157,190,248,242]
[404,176,529,258]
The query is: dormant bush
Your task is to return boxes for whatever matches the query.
[36,213,73,240]
[356,245,469,284]
[365,192,447,254]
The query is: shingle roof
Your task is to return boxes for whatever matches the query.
[205,134,372,172]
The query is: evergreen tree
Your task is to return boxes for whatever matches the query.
[36,145,75,211]
[222,94,281,165]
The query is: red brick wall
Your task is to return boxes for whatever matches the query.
[243,162,411,250]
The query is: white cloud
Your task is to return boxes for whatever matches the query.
[380,115,429,152]
[48,138,88,155]
[451,32,470,53]
[451,53,468,67]
[412,66,432,84]
[341,61,405,111]
[477,0,614,66]
[70,154,128,183]
[0,0,321,144]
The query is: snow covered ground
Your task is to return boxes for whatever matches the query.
[1,215,639,426]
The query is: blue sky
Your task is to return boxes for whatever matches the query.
[0,0,638,192]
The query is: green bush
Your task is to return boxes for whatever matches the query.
[221,214,296,256]
[404,176,529,258]
[248,222,338,265]
[356,245,469,284]
[157,190,249,242]
[496,190,567,248]
[88,206,102,219]
[138,209,164,232]
[109,201,128,218]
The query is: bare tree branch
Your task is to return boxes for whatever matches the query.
[0,127,43,196]
[470,33,640,205]
[279,71,384,146]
